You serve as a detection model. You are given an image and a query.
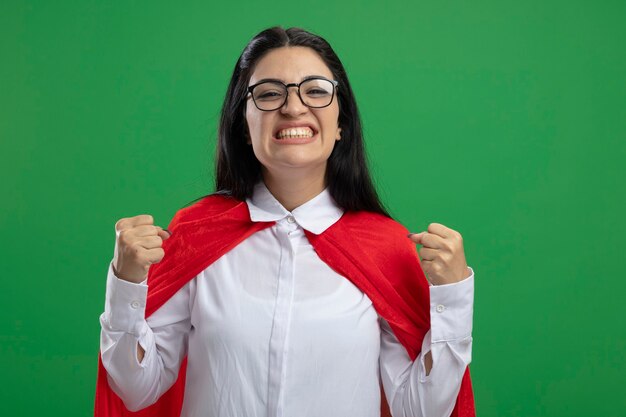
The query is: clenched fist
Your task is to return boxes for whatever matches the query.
[112,214,172,283]
[408,223,471,286]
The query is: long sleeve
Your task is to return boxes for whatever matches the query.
[99,261,191,412]
[379,267,474,417]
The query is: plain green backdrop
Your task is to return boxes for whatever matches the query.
[1,1,625,416]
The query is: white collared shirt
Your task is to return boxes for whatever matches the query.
[100,181,474,417]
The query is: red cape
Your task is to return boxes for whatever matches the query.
[95,194,475,416]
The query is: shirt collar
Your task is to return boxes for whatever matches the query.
[245,180,344,235]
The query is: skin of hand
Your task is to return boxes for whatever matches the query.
[408,222,471,286]
[112,214,172,284]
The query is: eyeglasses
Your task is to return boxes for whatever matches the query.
[247,77,339,111]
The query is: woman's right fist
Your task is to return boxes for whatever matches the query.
[112,214,172,283]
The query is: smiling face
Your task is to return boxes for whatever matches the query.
[244,46,342,181]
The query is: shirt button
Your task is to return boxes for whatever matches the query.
[286,215,296,224]
[130,301,141,309]
[436,304,446,313]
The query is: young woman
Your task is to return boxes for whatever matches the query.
[96,26,476,417]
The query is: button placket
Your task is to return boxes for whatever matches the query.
[267,222,297,417]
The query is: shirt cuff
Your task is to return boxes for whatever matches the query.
[103,261,149,334]
[429,266,474,342]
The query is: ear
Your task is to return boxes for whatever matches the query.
[336,127,342,141]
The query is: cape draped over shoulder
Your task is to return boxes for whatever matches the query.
[94,194,475,417]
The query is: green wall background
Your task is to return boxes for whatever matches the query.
[2,1,625,416]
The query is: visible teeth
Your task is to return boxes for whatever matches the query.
[277,127,314,138]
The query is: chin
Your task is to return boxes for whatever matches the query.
[263,155,328,173]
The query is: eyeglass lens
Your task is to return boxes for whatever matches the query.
[252,79,334,110]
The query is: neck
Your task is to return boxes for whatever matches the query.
[261,166,327,212]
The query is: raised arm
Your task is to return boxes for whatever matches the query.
[380,222,475,416]
[99,214,190,411]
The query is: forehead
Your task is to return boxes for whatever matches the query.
[249,46,334,84]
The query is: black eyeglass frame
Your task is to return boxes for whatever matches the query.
[247,77,339,112]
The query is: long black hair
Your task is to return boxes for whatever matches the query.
[212,26,389,216]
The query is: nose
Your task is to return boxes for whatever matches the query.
[280,86,308,116]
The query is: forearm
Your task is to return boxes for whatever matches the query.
[380,269,474,417]
[391,333,472,417]
[99,262,189,411]
[100,317,168,411]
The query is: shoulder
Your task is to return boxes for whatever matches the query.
[168,193,246,229]
[323,210,423,282]
[339,210,409,237]
[326,210,414,256]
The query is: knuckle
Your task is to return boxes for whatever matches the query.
[115,218,127,231]
[117,229,128,242]
[120,231,135,245]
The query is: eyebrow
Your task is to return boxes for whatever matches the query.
[253,75,331,84]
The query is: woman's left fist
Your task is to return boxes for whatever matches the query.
[408,223,471,285]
